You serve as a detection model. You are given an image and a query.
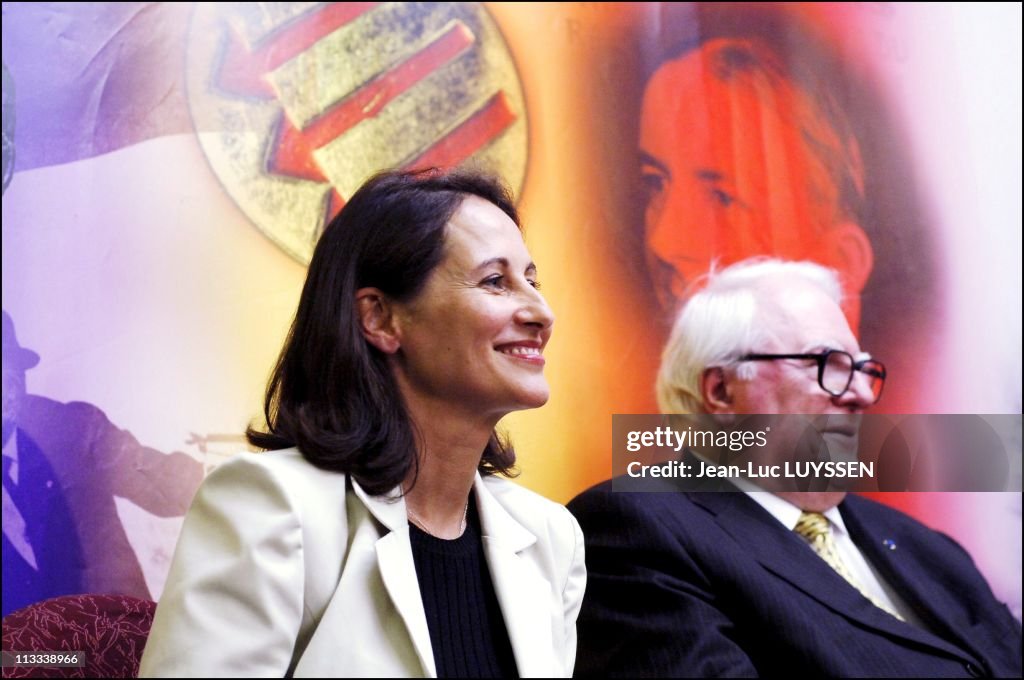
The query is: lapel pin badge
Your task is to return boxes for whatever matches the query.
[883,538,897,551]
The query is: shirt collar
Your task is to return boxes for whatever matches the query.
[2,429,18,463]
[744,490,848,537]
[688,448,848,535]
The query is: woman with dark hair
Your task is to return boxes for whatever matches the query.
[140,169,585,678]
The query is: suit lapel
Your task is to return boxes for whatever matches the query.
[475,476,556,677]
[690,493,973,662]
[346,477,559,677]
[840,500,986,664]
[353,481,437,677]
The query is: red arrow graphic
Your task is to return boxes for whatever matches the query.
[268,21,476,182]
[405,91,516,171]
[217,3,378,98]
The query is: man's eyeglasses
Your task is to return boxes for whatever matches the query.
[739,350,886,403]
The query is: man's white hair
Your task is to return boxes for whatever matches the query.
[656,258,843,413]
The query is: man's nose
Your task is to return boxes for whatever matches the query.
[838,369,875,410]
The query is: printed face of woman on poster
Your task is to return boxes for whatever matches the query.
[638,37,873,333]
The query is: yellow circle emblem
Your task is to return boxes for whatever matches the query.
[187,2,527,263]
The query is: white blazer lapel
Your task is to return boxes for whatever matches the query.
[354,481,438,678]
[475,476,558,678]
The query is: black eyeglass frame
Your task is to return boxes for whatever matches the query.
[739,350,886,403]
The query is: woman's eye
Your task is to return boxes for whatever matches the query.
[710,187,735,207]
[482,275,505,289]
[640,170,666,200]
[528,279,541,290]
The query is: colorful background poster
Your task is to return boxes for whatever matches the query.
[2,2,1020,618]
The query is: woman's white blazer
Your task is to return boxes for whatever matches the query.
[139,448,586,677]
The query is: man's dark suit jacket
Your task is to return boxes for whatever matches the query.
[568,482,1023,677]
[4,395,204,611]
[2,429,84,616]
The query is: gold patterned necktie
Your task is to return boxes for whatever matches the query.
[794,511,904,621]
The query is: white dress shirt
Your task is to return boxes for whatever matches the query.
[2,430,39,569]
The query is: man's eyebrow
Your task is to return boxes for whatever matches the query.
[802,340,843,353]
[803,340,870,360]
[639,151,670,176]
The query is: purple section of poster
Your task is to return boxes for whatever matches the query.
[1,2,193,170]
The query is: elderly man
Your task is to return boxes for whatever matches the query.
[568,259,1022,677]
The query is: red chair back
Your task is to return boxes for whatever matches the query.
[2,594,156,678]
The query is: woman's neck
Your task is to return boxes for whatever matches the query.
[400,398,496,539]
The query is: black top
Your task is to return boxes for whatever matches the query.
[409,496,519,679]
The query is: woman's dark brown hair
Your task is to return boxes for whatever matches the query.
[247,168,519,495]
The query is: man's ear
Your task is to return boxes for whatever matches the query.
[701,366,734,413]
[355,288,400,354]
